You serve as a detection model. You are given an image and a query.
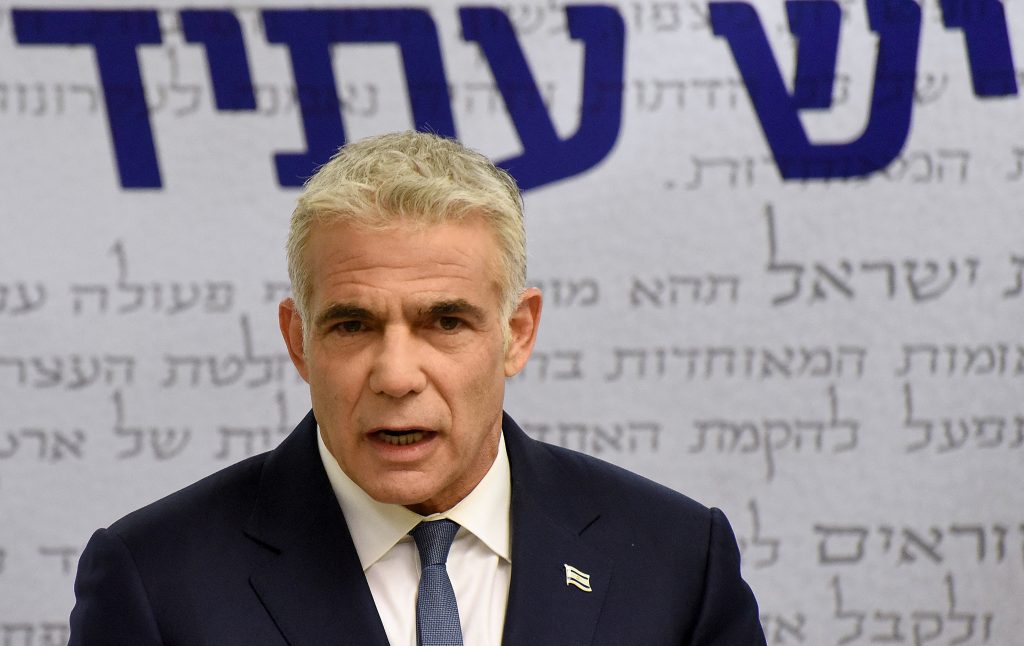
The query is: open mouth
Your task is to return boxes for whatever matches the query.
[376,429,428,446]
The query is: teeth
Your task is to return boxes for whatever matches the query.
[379,430,425,446]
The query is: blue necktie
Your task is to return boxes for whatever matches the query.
[410,519,464,646]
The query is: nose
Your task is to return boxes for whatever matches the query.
[368,325,428,398]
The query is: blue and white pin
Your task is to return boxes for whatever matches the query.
[563,564,593,592]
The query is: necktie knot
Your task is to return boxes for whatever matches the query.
[410,519,460,567]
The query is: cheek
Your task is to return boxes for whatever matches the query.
[309,343,364,385]
[456,350,507,409]
[307,358,362,416]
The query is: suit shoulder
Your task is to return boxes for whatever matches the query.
[514,435,726,587]
[532,440,711,522]
[106,452,268,542]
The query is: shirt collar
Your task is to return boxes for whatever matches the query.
[317,425,512,571]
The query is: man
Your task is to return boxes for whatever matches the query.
[69,131,766,645]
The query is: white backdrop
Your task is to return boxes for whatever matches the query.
[1,1,1022,644]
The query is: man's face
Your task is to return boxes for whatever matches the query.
[280,216,540,515]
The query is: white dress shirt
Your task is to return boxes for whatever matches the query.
[317,428,512,646]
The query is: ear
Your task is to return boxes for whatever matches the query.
[279,298,310,383]
[504,287,543,377]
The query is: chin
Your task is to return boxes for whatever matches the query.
[367,482,437,508]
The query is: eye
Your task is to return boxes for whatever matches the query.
[337,320,364,334]
[437,316,462,331]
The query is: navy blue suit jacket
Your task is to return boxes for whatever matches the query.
[69,412,766,645]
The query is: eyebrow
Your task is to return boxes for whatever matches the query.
[313,299,488,331]
[421,299,487,323]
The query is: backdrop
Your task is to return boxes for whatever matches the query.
[1,1,1022,644]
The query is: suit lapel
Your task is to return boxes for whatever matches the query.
[244,412,389,646]
[501,415,611,646]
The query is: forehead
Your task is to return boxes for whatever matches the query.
[304,216,503,307]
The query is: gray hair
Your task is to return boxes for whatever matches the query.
[286,131,526,343]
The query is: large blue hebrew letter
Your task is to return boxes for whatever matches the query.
[788,1,841,109]
[460,6,625,190]
[710,0,921,180]
[13,10,162,188]
[263,9,455,186]
[939,0,1017,96]
[180,10,256,110]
